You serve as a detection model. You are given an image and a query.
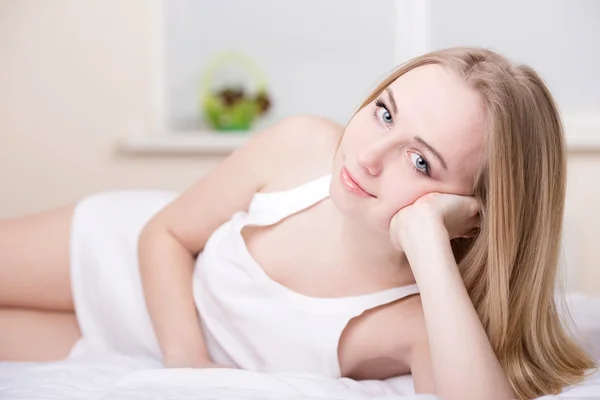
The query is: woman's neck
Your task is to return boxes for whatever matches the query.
[327,202,413,279]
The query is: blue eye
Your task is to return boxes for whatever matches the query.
[374,100,393,124]
[376,107,392,124]
[409,152,431,177]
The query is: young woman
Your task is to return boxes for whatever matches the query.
[0,47,595,400]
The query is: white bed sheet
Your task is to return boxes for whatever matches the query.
[0,353,599,400]
[1,294,599,400]
[0,354,429,400]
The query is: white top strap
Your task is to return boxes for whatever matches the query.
[246,174,332,226]
[346,283,420,315]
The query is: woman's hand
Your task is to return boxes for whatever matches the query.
[189,361,232,369]
[165,356,232,369]
[390,193,480,254]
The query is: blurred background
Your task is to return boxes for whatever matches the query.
[0,0,599,293]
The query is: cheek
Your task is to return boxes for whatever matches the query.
[377,177,432,227]
[338,128,362,152]
[339,113,376,149]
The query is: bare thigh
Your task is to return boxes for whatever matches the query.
[0,308,80,361]
[0,205,75,311]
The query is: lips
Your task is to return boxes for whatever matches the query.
[340,167,375,197]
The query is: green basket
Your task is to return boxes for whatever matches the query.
[200,52,270,132]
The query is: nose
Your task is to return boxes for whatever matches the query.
[356,137,396,177]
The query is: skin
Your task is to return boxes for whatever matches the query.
[0,64,516,399]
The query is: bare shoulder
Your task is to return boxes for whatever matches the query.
[340,294,428,379]
[260,115,344,190]
[272,114,344,147]
[377,294,427,353]
[144,115,342,254]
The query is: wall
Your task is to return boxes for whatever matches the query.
[0,0,216,215]
[429,0,600,113]
[1,0,599,294]
[164,0,397,129]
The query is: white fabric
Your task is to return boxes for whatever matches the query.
[194,174,419,376]
[1,352,599,400]
[70,190,178,360]
[0,354,420,400]
[69,175,419,377]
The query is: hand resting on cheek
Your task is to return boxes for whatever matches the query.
[389,192,481,253]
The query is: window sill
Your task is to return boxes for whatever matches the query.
[564,114,600,151]
[118,130,254,156]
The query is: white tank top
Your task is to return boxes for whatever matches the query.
[192,174,419,377]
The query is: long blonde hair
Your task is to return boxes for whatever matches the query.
[357,47,596,399]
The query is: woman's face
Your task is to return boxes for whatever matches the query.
[331,64,486,233]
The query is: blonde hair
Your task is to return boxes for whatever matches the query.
[357,47,596,399]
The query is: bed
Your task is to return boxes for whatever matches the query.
[1,294,599,400]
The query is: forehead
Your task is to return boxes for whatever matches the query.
[387,64,486,178]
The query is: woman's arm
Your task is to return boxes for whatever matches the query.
[139,226,210,367]
[407,239,515,400]
[139,120,285,367]
[139,116,340,368]
[393,194,516,400]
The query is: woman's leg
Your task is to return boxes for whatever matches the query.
[0,308,80,361]
[0,204,80,360]
[0,205,74,310]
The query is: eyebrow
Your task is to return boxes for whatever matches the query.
[415,136,448,170]
[385,88,398,115]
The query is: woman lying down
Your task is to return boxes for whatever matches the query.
[0,47,596,400]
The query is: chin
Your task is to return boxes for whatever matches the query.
[329,179,356,215]
[329,180,383,230]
